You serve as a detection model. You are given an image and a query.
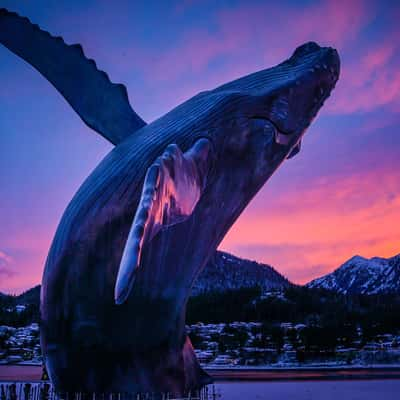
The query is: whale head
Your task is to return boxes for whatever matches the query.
[198,42,339,196]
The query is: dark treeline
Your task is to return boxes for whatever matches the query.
[0,286,41,327]
[186,286,400,340]
[2,285,400,341]
[0,293,39,327]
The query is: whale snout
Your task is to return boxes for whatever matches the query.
[263,44,340,139]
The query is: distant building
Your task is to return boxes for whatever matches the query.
[15,305,27,313]
[280,322,293,331]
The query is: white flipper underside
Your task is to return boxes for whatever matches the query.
[114,138,213,304]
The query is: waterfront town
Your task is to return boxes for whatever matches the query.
[1,317,400,368]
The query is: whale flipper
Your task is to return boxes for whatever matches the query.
[0,8,146,145]
[115,138,213,304]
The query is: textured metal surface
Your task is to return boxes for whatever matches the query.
[0,7,340,397]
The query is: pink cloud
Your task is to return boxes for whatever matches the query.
[141,0,372,83]
[220,166,400,283]
[0,250,15,285]
[0,248,46,294]
[0,250,13,265]
[26,0,395,120]
[328,37,400,114]
[132,0,390,119]
[232,238,394,284]
[0,228,53,294]
[134,0,399,118]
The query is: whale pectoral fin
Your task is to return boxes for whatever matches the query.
[0,8,146,145]
[287,140,302,159]
[114,138,213,305]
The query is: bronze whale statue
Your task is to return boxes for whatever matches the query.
[0,8,340,396]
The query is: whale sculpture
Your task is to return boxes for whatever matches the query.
[0,8,340,396]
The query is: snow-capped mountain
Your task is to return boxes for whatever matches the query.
[307,253,400,294]
[192,251,291,295]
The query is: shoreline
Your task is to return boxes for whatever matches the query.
[2,365,400,383]
[207,366,400,381]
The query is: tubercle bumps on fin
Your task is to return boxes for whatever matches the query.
[114,138,213,305]
[0,7,146,144]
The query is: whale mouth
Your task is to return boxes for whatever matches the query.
[258,48,340,139]
[250,116,297,146]
[249,69,337,149]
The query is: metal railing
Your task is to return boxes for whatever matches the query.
[0,383,219,400]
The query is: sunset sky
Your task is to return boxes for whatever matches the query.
[1,0,399,294]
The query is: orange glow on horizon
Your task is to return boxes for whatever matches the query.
[220,168,400,283]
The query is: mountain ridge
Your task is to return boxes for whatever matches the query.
[0,251,291,303]
[4,251,400,302]
[307,253,400,294]
[192,250,291,295]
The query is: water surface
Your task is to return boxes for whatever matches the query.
[212,380,400,400]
